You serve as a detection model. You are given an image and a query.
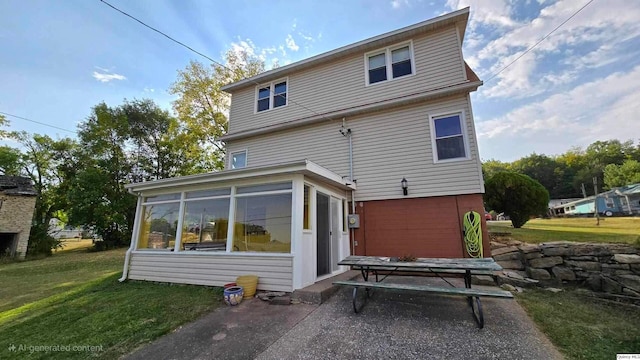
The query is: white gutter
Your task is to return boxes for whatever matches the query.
[125,159,356,193]
[119,194,142,282]
[220,80,482,142]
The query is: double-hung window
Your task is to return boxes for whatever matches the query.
[430,112,469,162]
[256,79,288,112]
[365,42,414,85]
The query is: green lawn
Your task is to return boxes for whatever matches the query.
[0,244,222,359]
[516,289,640,359]
[488,217,640,245]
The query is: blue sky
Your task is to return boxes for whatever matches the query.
[1,0,639,161]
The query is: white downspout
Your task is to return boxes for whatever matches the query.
[119,191,142,282]
[340,118,356,256]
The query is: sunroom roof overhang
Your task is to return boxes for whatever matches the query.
[125,160,356,193]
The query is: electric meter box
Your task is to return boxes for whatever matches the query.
[347,214,360,229]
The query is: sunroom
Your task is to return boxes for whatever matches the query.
[120,160,355,292]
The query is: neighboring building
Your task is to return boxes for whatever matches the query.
[553,183,640,217]
[0,176,37,259]
[122,8,487,292]
[48,218,83,240]
[548,198,581,216]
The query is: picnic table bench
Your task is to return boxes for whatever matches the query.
[334,256,513,328]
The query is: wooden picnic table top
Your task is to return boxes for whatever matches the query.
[338,255,503,271]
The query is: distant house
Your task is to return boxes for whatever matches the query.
[552,183,640,217]
[48,219,83,240]
[120,8,487,292]
[0,176,37,259]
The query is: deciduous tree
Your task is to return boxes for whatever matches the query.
[484,172,549,228]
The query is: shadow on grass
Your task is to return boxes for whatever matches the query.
[0,274,223,360]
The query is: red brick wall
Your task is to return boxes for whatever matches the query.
[352,194,490,258]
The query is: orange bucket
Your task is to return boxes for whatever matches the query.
[236,275,258,299]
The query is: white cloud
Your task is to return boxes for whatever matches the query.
[477,65,640,147]
[285,34,299,51]
[391,0,410,9]
[92,70,126,83]
[451,0,640,99]
[143,87,155,93]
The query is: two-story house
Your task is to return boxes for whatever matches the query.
[121,7,488,292]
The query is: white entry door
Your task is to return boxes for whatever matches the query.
[316,192,342,277]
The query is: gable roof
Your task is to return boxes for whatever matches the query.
[0,176,37,196]
[221,7,470,93]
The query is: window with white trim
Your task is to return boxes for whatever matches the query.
[256,79,287,112]
[231,150,247,169]
[365,42,414,85]
[430,112,469,162]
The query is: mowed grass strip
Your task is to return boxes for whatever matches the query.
[516,289,640,360]
[488,217,640,244]
[0,246,223,359]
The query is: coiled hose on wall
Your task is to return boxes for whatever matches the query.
[463,211,483,258]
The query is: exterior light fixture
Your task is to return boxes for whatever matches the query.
[401,178,408,196]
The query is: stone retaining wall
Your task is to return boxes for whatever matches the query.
[492,240,640,297]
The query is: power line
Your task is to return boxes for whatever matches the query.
[98,0,332,123]
[0,111,77,134]
[485,0,596,83]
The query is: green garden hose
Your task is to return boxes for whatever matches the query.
[463,211,483,258]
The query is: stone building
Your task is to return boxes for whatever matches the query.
[0,176,37,259]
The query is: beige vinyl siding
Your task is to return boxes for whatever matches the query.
[226,95,482,200]
[228,26,465,134]
[128,252,293,292]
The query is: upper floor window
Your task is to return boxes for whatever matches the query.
[429,112,469,163]
[256,79,288,112]
[365,42,414,85]
[231,150,247,169]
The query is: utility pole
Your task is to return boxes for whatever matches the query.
[593,177,599,226]
[581,183,587,198]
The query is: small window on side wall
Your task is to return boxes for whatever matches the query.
[256,79,288,112]
[231,150,247,169]
[365,42,414,85]
[430,113,468,162]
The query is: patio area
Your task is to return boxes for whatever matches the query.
[125,276,561,360]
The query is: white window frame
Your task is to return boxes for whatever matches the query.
[254,77,289,114]
[364,40,415,86]
[230,149,248,169]
[429,111,471,164]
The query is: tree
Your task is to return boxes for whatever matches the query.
[13,132,77,255]
[604,160,640,188]
[121,98,203,179]
[0,146,22,175]
[484,172,550,228]
[481,159,510,180]
[511,153,567,198]
[67,103,137,249]
[169,49,265,170]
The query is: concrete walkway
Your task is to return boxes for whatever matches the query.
[126,277,562,360]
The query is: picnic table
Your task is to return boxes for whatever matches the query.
[333,255,513,328]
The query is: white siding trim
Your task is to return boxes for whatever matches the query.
[455,26,468,81]
[466,93,485,193]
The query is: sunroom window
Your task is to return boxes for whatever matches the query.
[233,182,292,253]
[138,200,181,250]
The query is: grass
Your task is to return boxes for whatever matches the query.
[0,243,222,359]
[516,289,640,359]
[488,217,640,245]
